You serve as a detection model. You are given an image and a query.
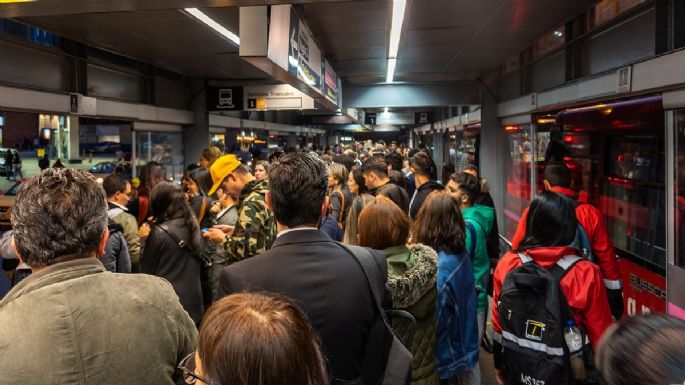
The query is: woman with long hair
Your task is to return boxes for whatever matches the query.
[254,160,271,181]
[347,164,368,196]
[328,162,351,227]
[129,161,166,226]
[491,191,613,385]
[140,182,204,324]
[342,194,374,245]
[179,292,328,385]
[413,191,479,384]
[357,196,439,384]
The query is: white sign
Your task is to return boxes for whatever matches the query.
[617,67,632,93]
[376,112,414,125]
[243,84,314,111]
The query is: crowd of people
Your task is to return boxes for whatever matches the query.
[0,140,683,385]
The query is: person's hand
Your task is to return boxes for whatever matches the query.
[495,369,505,385]
[210,201,221,214]
[139,223,151,238]
[213,225,235,236]
[203,227,228,243]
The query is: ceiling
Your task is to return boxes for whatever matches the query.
[11,0,596,86]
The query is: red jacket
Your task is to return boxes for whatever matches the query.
[511,186,622,290]
[492,247,613,351]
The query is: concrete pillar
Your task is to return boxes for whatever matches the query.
[287,134,298,149]
[185,82,210,167]
[68,116,80,163]
[480,91,505,235]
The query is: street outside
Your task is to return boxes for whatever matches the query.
[0,153,117,193]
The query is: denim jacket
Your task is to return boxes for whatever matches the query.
[435,249,479,379]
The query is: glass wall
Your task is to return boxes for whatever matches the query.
[134,131,184,182]
[503,124,534,240]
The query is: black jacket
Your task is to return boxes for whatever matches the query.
[140,217,204,324]
[219,229,389,385]
[408,180,444,219]
[475,191,501,263]
[371,182,409,213]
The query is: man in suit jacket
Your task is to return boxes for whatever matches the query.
[219,152,389,385]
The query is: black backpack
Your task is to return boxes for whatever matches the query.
[497,253,582,385]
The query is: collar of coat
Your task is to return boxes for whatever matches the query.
[1,258,105,306]
[239,179,269,202]
[387,243,438,309]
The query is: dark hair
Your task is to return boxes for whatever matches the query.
[139,161,165,197]
[385,153,404,172]
[413,191,465,254]
[358,195,410,250]
[198,292,329,385]
[103,173,129,197]
[268,152,328,228]
[450,172,481,203]
[544,163,572,188]
[361,158,388,178]
[411,152,435,177]
[462,164,478,173]
[350,165,368,195]
[12,168,107,266]
[441,164,456,186]
[150,182,201,252]
[332,154,355,174]
[408,148,421,159]
[518,191,578,250]
[188,168,213,196]
[596,314,685,385]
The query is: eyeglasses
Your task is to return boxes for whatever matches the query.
[177,352,216,385]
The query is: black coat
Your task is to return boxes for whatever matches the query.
[219,229,388,385]
[371,182,409,213]
[408,180,444,219]
[140,217,204,324]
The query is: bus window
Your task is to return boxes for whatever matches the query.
[602,134,666,270]
[674,110,685,268]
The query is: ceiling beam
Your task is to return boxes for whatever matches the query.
[0,0,361,18]
[343,82,481,109]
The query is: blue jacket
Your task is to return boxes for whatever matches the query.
[435,249,479,378]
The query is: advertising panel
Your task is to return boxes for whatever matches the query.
[288,7,322,91]
[619,258,667,315]
[324,59,340,105]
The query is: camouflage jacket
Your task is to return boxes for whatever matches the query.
[222,179,276,263]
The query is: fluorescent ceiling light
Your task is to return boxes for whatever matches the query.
[386,58,397,83]
[388,0,406,58]
[184,8,240,46]
[384,107,389,113]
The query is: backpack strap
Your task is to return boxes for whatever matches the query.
[550,254,582,282]
[137,196,149,226]
[517,252,534,264]
[334,190,345,227]
[197,197,208,225]
[156,223,187,250]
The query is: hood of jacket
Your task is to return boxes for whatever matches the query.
[384,243,438,311]
[522,246,580,268]
[462,203,494,234]
[240,179,269,202]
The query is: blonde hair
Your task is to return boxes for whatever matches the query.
[342,194,375,245]
[329,162,348,187]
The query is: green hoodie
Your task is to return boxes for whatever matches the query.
[462,203,495,313]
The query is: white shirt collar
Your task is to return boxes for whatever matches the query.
[277,226,318,238]
[108,201,128,211]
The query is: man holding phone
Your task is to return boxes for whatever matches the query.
[203,155,276,264]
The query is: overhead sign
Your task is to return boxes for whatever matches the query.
[207,87,244,111]
[243,84,314,111]
[415,111,432,124]
[287,6,323,90]
[375,112,414,125]
[323,59,340,105]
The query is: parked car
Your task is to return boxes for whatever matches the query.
[89,161,132,180]
[0,181,22,230]
[0,148,11,176]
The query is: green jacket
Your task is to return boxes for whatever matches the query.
[385,244,439,385]
[462,204,495,313]
[108,203,141,264]
[0,258,197,385]
[222,179,276,263]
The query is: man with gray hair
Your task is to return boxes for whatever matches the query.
[0,168,197,385]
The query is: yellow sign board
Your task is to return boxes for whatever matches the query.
[37,148,45,157]
[256,98,267,109]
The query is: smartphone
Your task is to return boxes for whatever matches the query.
[201,228,209,233]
